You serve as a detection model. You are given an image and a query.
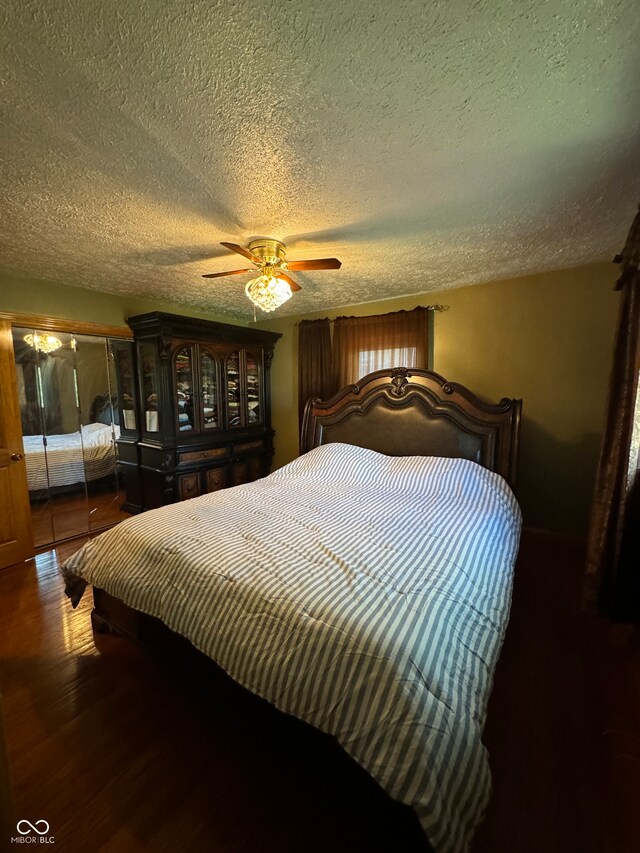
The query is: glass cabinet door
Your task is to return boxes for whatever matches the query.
[226,351,241,428]
[175,346,195,433]
[200,349,219,430]
[140,343,160,433]
[245,351,262,425]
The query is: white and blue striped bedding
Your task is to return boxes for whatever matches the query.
[62,442,521,852]
[23,422,119,490]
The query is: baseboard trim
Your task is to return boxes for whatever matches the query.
[522,526,587,547]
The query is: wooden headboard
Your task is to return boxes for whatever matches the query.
[300,367,522,487]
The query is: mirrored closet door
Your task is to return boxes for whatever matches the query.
[12,327,129,548]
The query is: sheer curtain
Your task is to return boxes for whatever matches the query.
[584,205,640,621]
[333,307,430,388]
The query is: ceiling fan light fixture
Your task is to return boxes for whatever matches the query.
[245,273,292,313]
[24,332,63,353]
[207,238,339,310]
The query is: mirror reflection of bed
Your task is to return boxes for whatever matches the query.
[12,328,132,548]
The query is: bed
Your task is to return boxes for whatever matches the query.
[62,367,522,853]
[23,422,120,491]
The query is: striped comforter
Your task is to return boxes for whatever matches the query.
[24,423,118,490]
[62,442,521,852]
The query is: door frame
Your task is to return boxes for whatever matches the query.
[0,312,132,340]
[0,320,33,568]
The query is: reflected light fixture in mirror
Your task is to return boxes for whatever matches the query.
[24,332,63,353]
[245,271,292,313]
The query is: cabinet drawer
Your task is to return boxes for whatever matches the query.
[178,473,201,501]
[232,439,265,455]
[179,447,227,464]
[206,466,229,493]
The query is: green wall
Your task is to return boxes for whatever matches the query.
[259,262,620,538]
[1,263,620,538]
[0,269,244,328]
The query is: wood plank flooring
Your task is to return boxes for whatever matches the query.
[0,540,426,853]
[30,485,130,548]
[0,530,639,852]
[475,532,640,853]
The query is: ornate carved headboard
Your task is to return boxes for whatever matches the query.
[300,368,522,487]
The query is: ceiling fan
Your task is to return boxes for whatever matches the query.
[202,239,342,312]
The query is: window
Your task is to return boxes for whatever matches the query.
[298,307,430,429]
[358,346,418,378]
[333,308,429,388]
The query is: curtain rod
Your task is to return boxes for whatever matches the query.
[296,304,448,326]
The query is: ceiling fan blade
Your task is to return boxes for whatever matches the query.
[202,268,252,279]
[220,241,262,264]
[279,271,302,292]
[286,258,342,271]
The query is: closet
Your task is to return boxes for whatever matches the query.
[12,327,130,548]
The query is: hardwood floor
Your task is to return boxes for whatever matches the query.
[30,484,131,548]
[0,540,426,853]
[0,531,639,852]
[475,532,640,853]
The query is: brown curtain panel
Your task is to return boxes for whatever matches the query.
[332,307,430,388]
[298,318,333,425]
[584,205,640,621]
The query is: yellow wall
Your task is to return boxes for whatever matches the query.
[259,262,620,538]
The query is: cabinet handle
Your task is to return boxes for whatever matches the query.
[10,453,23,462]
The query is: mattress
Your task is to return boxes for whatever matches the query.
[23,422,120,490]
[62,442,521,852]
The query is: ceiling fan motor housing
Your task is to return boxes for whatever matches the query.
[248,239,287,266]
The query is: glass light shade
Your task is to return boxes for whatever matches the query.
[245,274,292,313]
[24,332,63,353]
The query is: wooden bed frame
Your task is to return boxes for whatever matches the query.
[302,366,521,486]
[89,368,522,850]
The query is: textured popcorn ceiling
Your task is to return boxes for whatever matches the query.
[1,0,639,320]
